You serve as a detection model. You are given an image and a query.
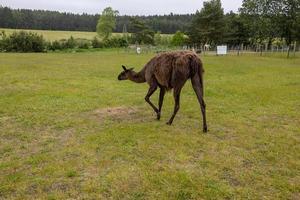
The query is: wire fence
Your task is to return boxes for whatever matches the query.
[122,44,300,58]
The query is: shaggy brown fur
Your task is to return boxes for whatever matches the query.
[118,51,207,132]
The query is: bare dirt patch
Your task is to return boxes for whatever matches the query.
[94,106,137,117]
[92,106,150,123]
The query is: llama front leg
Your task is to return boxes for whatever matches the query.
[166,88,181,125]
[145,83,159,116]
[157,88,166,120]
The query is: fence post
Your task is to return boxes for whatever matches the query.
[287,45,290,58]
[265,43,268,52]
[294,41,297,57]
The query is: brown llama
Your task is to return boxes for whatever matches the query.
[118,51,207,132]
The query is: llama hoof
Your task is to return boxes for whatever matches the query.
[203,127,208,133]
[166,122,172,125]
[156,112,161,120]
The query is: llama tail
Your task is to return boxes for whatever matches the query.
[190,55,205,96]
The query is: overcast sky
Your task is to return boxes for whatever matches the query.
[0,0,243,15]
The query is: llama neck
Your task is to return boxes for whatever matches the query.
[128,69,146,83]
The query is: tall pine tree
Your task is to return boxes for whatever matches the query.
[188,0,225,46]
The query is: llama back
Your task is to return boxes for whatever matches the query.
[144,51,203,90]
[144,53,174,89]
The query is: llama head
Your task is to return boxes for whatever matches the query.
[118,65,134,80]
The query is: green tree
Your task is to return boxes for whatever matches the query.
[297,15,300,42]
[0,7,14,27]
[154,31,162,46]
[240,0,277,54]
[224,12,250,54]
[96,7,119,39]
[171,31,187,46]
[240,0,300,57]
[188,0,225,46]
[274,0,300,57]
[0,6,195,34]
[129,17,155,45]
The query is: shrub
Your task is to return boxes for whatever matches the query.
[171,31,187,47]
[63,36,76,49]
[103,37,128,48]
[0,31,7,51]
[78,42,90,49]
[76,38,91,49]
[154,32,172,46]
[47,37,91,51]
[48,40,62,51]
[0,31,45,52]
[154,32,162,46]
[92,37,104,48]
[130,29,155,45]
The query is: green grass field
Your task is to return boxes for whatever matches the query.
[0,51,299,199]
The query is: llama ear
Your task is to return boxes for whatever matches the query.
[122,65,127,71]
[128,68,134,71]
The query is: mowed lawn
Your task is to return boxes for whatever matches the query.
[0,51,299,199]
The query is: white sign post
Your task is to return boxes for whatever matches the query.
[217,45,227,55]
[136,47,141,54]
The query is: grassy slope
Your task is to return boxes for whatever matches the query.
[0,51,299,199]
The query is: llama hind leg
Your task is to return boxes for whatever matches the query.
[166,87,182,125]
[157,88,166,120]
[145,83,159,116]
[191,75,208,133]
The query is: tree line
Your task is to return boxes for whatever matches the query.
[0,6,193,34]
[1,0,299,56]
[95,0,299,57]
[188,0,300,57]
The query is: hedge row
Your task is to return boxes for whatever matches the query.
[0,31,129,52]
[0,31,45,52]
